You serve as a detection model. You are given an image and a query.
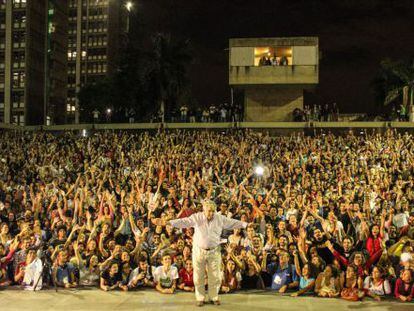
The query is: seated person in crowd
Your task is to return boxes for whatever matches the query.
[100,262,122,291]
[363,266,392,300]
[267,251,298,293]
[394,269,414,302]
[153,253,178,294]
[52,250,77,288]
[291,252,316,296]
[340,264,365,301]
[221,259,241,293]
[178,259,194,292]
[314,265,341,298]
[128,256,154,290]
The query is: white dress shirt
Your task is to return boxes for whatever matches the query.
[169,212,247,249]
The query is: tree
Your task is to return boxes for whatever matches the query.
[375,59,414,108]
[77,78,114,123]
[77,32,193,123]
[144,33,193,122]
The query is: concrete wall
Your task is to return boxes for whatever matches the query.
[244,87,303,121]
[229,65,318,85]
[230,37,318,48]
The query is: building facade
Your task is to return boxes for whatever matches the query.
[229,37,319,122]
[0,0,67,126]
[0,0,126,125]
[67,0,125,123]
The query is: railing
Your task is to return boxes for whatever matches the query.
[1,122,414,132]
[229,64,318,85]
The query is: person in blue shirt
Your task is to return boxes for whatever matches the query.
[291,250,317,296]
[267,250,298,293]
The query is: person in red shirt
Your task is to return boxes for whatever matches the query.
[178,259,194,291]
[178,198,195,219]
[394,269,414,302]
[365,221,385,265]
[326,241,381,278]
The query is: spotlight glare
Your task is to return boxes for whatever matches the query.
[254,166,264,176]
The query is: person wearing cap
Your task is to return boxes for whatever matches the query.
[154,200,248,306]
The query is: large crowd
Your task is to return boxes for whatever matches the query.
[0,129,413,302]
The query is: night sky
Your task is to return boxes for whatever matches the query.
[137,0,414,113]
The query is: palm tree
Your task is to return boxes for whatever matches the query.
[379,59,414,108]
[145,33,193,123]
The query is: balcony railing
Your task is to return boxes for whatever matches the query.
[229,64,318,85]
[2,122,414,132]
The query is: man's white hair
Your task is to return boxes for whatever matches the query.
[202,200,217,212]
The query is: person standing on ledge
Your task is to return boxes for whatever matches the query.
[153,200,248,307]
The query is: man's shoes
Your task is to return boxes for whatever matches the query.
[196,301,204,307]
[213,300,221,306]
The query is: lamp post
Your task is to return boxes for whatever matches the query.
[125,1,133,33]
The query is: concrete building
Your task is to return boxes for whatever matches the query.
[66,0,126,124]
[0,0,68,126]
[229,37,319,121]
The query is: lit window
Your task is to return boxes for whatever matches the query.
[254,47,292,66]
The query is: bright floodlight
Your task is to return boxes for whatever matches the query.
[254,166,264,176]
[126,1,133,11]
[82,129,87,137]
[107,108,111,114]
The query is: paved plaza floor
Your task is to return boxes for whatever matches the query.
[0,289,411,311]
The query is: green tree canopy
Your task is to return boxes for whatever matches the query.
[374,58,414,107]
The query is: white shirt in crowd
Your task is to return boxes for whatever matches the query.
[153,266,178,288]
[169,212,247,250]
[393,212,409,228]
[363,277,391,296]
[23,258,43,291]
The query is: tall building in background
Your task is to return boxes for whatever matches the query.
[0,0,68,126]
[67,0,126,123]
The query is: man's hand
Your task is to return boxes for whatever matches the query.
[136,272,146,281]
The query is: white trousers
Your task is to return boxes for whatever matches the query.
[192,246,222,302]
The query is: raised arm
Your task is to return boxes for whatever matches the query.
[153,214,197,229]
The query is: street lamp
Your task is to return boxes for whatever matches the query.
[125,1,133,12]
[106,108,112,123]
[125,1,134,33]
